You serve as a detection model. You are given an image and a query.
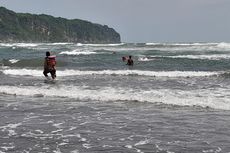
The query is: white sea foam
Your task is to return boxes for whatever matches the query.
[51,129,63,133]
[58,142,68,146]
[150,54,230,60]
[138,57,154,61]
[108,47,153,52]
[125,145,133,149]
[145,43,161,45]
[145,42,230,52]
[53,123,63,128]
[2,69,42,76]
[82,143,92,149]
[0,143,15,151]
[47,42,73,45]
[1,68,219,77]
[59,50,97,55]
[77,43,125,47]
[0,123,22,129]
[135,139,151,146]
[217,42,230,49]
[9,59,20,64]
[0,43,39,47]
[35,130,44,134]
[0,123,22,137]
[171,43,216,46]
[146,42,217,46]
[53,148,61,153]
[70,150,79,153]
[0,85,230,110]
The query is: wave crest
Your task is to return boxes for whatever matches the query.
[1,85,230,110]
[59,50,97,55]
[1,68,219,77]
[150,54,230,60]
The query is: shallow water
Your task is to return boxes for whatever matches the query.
[1,96,230,153]
[1,42,230,152]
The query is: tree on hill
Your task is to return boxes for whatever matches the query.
[0,7,121,43]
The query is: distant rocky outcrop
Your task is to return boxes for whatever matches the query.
[0,7,121,43]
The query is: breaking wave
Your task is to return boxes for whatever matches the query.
[145,42,230,52]
[9,59,20,64]
[0,85,230,110]
[0,43,39,48]
[59,50,98,55]
[1,68,219,78]
[76,43,125,47]
[150,54,230,60]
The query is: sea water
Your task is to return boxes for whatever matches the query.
[0,42,230,152]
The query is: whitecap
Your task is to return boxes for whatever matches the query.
[0,144,15,151]
[14,43,39,47]
[49,42,73,45]
[59,51,97,55]
[0,123,22,137]
[0,43,39,47]
[145,42,161,46]
[1,68,219,78]
[2,69,42,76]
[51,129,63,133]
[76,43,83,46]
[144,42,227,52]
[9,59,20,64]
[58,143,68,146]
[135,139,151,146]
[80,138,87,142]
[82,143,91,149]
[53,123,63,128]
[8,129,17,136]
[53,148,61,153]
[217,42,230,49]
[70,150,79,153]
[125,145,133,149]
[78,43,125,47]
[151,54,230,60]
[1,85,230,110]
[35,130,44,134]
[138,57,154,61]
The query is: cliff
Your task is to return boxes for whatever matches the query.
[0,7,121,43]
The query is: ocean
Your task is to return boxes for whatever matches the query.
[0,42,230,153]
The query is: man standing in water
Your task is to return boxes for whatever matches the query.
[126,55,134,66]
[43,51,56,80]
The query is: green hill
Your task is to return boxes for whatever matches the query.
[0,7,121,43]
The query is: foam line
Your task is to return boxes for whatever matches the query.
[1,69,219,77]
[150,54,230,60]
[0,85,230,110]
[59,51,97,55]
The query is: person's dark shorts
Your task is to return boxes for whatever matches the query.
[43,68,56,77]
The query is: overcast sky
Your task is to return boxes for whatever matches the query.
[0,0,229,43]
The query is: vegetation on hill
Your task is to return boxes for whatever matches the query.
[0,7,121,43]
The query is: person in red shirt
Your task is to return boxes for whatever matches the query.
[43,51,56,79]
